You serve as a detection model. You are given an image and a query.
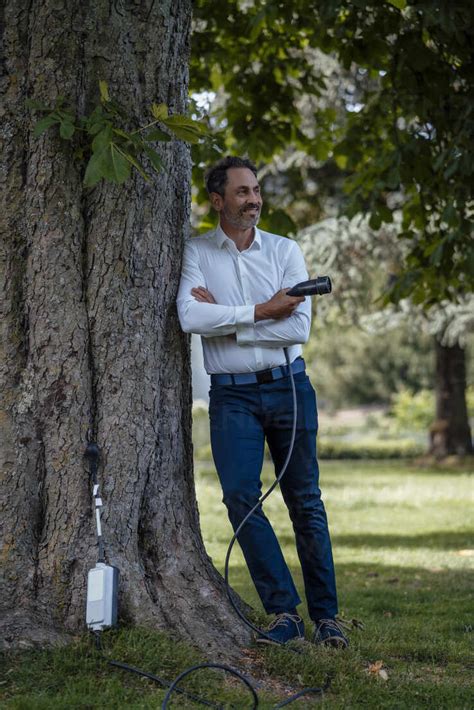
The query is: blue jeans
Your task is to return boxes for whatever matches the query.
[209,369,338,621]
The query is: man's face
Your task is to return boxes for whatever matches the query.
[212,167,263,230]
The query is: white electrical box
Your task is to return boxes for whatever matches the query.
[86,562,119,631]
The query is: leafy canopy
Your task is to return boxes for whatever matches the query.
[190,1,474,304]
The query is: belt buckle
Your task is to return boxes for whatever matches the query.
[256,368,274,384]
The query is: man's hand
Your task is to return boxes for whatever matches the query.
[191,286,216,304]
[255,289,305,322]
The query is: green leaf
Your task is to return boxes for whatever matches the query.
[143,145,164,173]
[92,124,113,152]
[166,126,202,143]
[379,205,394,223]
[334,153,348,169]
[163,114,205,132]
[112,127,135,142]
[99,80,110,103]
[369,212,382,230]
[119,148,149,181]
[83,140,131,187]
[33,115,59,137]
[151,102,168,120]
[387,0,407,10]
[441,203,457,226]
[162,115,205,143]
[411,287,427,305]
[145,128,171,142]
[83,152,105,187]
[385,168,400,189]
[59,120,75,139]
[103,143,131,183]
[314,141,330,161]
[88,121,106,135]
[432,151,446,172]
[444,160,459,180]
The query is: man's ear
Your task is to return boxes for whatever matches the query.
[210,191,224,212]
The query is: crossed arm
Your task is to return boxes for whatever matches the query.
[176,241,312,347]
[191,285,304,321]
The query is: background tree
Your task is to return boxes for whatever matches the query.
[0,0,249,651]
[191,0,473,456]
[298,215,473,455]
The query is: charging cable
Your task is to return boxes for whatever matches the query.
[223,347,298,641]
[85,442,105,563]
[159,347,329,707]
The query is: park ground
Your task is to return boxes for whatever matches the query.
[1,458,473,708]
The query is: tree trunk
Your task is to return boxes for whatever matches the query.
[0,0,250,654]
[429,339,472,457]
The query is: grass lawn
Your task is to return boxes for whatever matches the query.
[1,460,473,708]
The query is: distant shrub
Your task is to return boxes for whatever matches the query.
[192,405,210,451]
[390,389,435,432]
[390,386,474,434]
[195,438,424,462]
[318,438,424,459]
[467,387,474,419]
[195,443,213,461]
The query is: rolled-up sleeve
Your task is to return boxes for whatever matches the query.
[236,240,311,348]
[177,240,255,337]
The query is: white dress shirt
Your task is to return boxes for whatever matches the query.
[177,225,311,374]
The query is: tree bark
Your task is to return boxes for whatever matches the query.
[0,0,250,654]
[430,339,472,457]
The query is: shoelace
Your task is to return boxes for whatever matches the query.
[315,617,351,634]
[268,613,303,631]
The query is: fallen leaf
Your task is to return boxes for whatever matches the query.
[368,660,384,674]
[457,549,474,557]
[367,660,389,681]
[383,611,393,618]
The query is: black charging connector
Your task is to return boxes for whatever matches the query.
[287,276,332,297]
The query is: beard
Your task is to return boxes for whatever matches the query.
[222,203,261,229]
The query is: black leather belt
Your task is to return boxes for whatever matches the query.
[210,357,305,386]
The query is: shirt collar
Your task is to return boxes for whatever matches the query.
[214,224,262,251]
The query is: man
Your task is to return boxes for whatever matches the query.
[177,156,348,647]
